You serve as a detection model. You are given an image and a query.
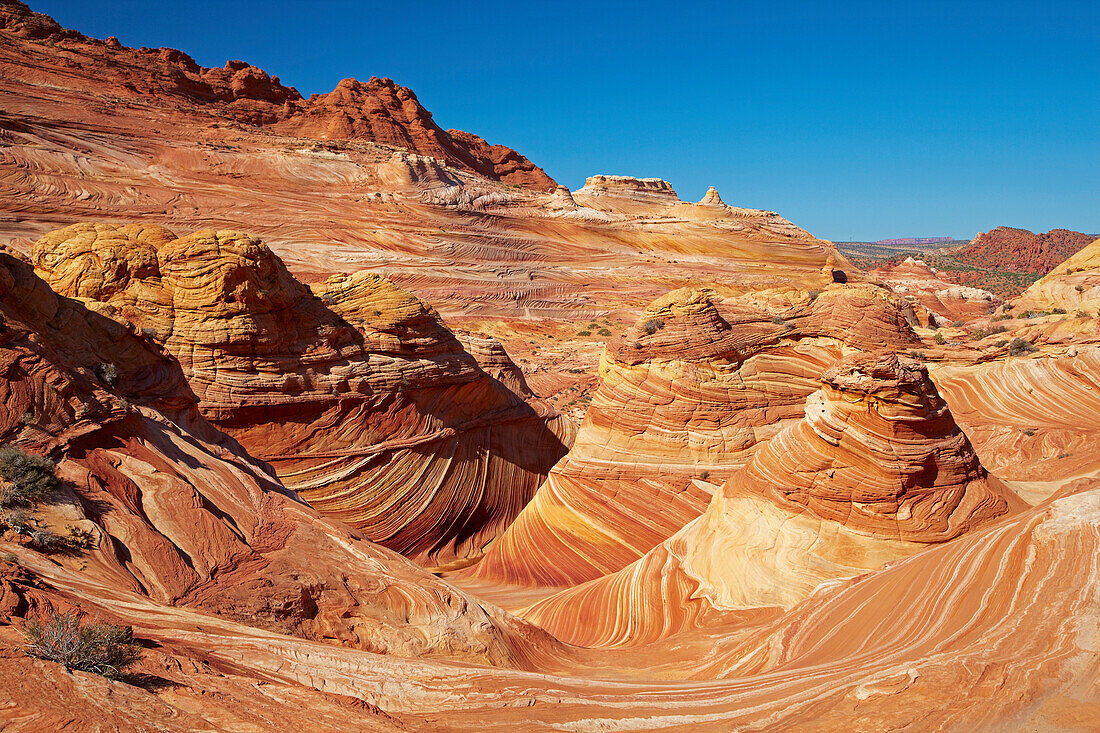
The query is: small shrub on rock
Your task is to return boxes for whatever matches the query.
[23,611,142,680]
[93,362,119,388]
[1008,338,1038,356]
[30,528,66,553]
[0,445,59,507]
[642,318,664,335]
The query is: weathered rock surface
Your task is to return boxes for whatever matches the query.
[521,351,1021,646]
[870,256,1000,322]
[955,226,1096,274]
[30,223,573,568]
[0,0,550,188]
[0,251,560,666]
[1013,236,1100,314]
[467,285,922,588]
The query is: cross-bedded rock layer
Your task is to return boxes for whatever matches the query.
[30,223,572,568]
[521,351,1020,646]
[468,285,922,588]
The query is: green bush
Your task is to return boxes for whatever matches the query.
[642,319,664,335]
[23,612,142,680]
[0,445,59,507]
[933,333,946,344]
[577,330,591,336]
[597,328,612,336]
[1008,338,1038,357]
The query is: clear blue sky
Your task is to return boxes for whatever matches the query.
[31,0,1100,241]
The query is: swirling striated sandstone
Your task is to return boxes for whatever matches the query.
[31,224,572,568]
[933,346,1100,488]
[468,285,921,588]
[1,253,566,666]
[522,351,1019,646]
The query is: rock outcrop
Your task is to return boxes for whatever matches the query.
[954,226,1096,274]
[522,351,1020,646]
[0,249,557,665]
[870,256,1000,321]
[1012,236,1100,314]
[30,223,573,568]
[0,0,552,188]
[468,285,921,588]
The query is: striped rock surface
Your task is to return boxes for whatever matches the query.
[521,351,1021,646]
[467,285,921,588]
[29,223,573,568]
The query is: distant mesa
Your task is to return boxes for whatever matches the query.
[874,236,955,246]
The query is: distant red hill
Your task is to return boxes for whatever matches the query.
[954,227,1096,274]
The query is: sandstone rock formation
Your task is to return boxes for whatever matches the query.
[468,285,921,589]
[1012,236,1100,314]
[955,226,1096,274]
[30,223,572,568]
[0,0,551,188]
[870,256,1000,322]
[521,351,1020,646]
[0,249,558,666]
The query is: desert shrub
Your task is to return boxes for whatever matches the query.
[372,310,382,316]
[642,318,664,335]
[1052,307,1066,315]
[577,330,591,336]
[970,325,1007,341]
[23,612,142,680]
[1003,303,1015,311]
[699,470,710,481]
[0,445,59,507]
[995,339,1008,348]
[29,528,66,553]
[993,314,1012,321]
[909,350,926,359]
[1075,285,1085,292]
[1,509,31,533]
[770,315,787,325]
[597,328,612,336]
[1077,310,1090,318]
[1022,428,1036,436]
[933,333,946,344]
[93,363,119,388]
[1008,338,1038,356]
[951,320,965,328]
[65,524,94,549]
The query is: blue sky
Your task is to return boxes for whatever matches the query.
[31,0,1099,241]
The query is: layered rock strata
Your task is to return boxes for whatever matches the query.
[468,285,921,588]
[30,223,573,568]
[522,352,1020,646]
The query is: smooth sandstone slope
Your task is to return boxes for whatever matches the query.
[2,429,1096,731]
[522,351,1022,647]
[30,223,573,568]
[467,284,922,590]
